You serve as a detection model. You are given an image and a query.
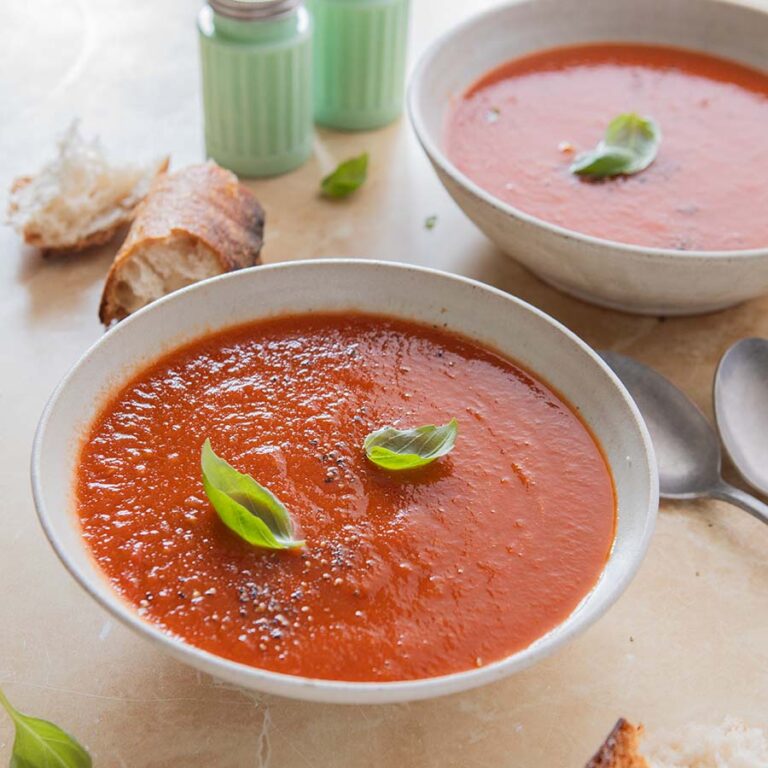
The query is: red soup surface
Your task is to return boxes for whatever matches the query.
[446,44,768,251]
[77,313,615,682]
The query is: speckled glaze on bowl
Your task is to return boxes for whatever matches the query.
[31,260,657,703]
[408,0,768,315]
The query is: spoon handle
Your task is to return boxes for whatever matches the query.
[709,481,768,526]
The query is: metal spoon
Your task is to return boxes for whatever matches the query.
[714,338,768,498]
[600,351,768,526]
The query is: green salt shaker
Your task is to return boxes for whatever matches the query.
[309,0,410,131]
[198,0,313,177]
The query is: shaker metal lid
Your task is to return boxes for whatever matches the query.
[209,0,301,21]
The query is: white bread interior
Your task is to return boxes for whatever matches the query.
[646,718,768,768]
[107,234,222,318]
[6,121,167,252]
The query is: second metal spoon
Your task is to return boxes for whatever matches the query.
[601,351,768,526]
[714,337,768,498]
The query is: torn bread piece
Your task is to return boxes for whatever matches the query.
[7,122,168,253]
[99,162,265,325]
[586,718,768,768]
[586,719,649,768]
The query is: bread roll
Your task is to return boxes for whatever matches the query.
[99,162,265,325]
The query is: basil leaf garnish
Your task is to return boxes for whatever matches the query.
[570,113,661,179]
[201,440,304,550]
[321,153,368,198]
[364,419,458,471]
[0,687,91,768]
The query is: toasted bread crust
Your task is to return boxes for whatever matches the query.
[11,158,170,255]
[585,719,648,768]
[99,162,264,324]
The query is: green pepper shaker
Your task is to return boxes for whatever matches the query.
[198,0,313,177]
[309,0,410,131]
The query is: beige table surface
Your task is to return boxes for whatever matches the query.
[1,1,767,765]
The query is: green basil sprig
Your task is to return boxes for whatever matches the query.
[0,687,91,768]
[201,440,304,550]
[570,113,661,179]
[321,153,368,198]
[364,419,458,471]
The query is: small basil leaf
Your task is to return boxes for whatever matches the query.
[0,688,91,768]
[569,147,636,179]
[201,440,304,550]
[571,113,661,179]
[321,153,368,198]
[603,113,660,171]
[364,418,458,471]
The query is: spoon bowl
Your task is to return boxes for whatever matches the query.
[601,351,768,526]
[600,352,721,498]
[715,338,768,498]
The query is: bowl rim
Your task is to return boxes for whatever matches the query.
[407,0,768,262]
[30,259,659,704]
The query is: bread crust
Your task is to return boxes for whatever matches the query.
[585,719,648,768]
[10,158,170,255]
[99,162,265,325]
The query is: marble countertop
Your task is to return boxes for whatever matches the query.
[1,0,766,765]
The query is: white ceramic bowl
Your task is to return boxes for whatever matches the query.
[408,0,768,316]
[31,260,658,703]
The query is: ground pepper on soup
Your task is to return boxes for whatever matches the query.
[77,313,615,681]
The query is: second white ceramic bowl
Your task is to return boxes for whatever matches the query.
[32,260,657,703]
[408,0,768,315]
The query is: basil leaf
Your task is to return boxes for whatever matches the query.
[321,153,368,198]
[201,439,304,550]
[570,113,661,179]
[364,419,458,471]
[0,688,91,768]
[568,147,636,179]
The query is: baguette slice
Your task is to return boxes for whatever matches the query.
[7,122,168,253]
[586,719,649,768]
[99,162,265,325]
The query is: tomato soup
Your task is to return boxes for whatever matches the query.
[446,44,768,251]
[76,313,615,681]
